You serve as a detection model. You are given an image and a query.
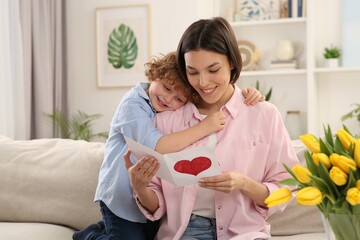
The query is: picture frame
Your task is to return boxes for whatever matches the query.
[95,5,151,88]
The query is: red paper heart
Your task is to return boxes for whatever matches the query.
[173,157,211,176]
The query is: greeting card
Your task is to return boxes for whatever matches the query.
[124,136,222,186]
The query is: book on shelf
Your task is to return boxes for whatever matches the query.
[270,59,298,69]
[287,0,292,17]
[292,0,298,18]
[302,0,307,17]
[296,0,303,18]
[287,0,306,18]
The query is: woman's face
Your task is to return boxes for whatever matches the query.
[184,49,234,111]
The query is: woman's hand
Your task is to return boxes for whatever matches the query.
[198,171,244,194]
[198,171,269,207]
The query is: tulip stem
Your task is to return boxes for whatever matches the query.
[324,194,336,205]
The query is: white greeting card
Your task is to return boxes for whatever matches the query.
[124,136,222,186]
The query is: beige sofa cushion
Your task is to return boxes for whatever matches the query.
[0,222,74,240]
[0,136,104,230]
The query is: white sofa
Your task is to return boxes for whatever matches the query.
[0,135,326,239]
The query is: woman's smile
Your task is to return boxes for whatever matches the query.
[201,86,217,95]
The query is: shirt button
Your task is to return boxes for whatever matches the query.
[217,205,222,210]
[219,226,223,231]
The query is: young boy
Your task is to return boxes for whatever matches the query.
[73,52,263,240]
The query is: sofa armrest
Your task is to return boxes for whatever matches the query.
[0,136,104,230]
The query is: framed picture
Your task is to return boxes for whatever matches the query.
[95,5,150,87]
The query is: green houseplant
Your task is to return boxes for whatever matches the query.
[255,80,272,101]
[342,103,360,129]
[323,45,341,59]
[45,110,108,141]
[323,44,341,68]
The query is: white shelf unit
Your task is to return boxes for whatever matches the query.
[214,0,360,136]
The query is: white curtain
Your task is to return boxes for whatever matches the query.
[21,0,68,139]
[0,0,27,139]
[0,0,67,140]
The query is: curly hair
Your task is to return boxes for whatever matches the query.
[144,52,193,102]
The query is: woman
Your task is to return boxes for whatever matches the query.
[126,17,299,240]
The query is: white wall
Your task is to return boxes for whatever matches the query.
[66,0,360,138]
[66,0,214,137]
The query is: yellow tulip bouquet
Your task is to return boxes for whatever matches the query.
[265,125,360,240]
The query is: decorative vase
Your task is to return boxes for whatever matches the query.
[276,40,302,61]
[321,213,360,240]
[326,58,339,68]
[285,110,302,140]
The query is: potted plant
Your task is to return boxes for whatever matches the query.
[341,103,360,130]
[255,80,272,101]
[265,125,360,239]
[323,44,341,68]
[44,109,108,141]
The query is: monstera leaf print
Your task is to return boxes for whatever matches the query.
[107,23,138,69]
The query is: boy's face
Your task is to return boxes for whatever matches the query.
[148,79,188,112]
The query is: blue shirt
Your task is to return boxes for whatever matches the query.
[94,82,163,223]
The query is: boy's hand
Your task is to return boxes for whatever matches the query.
[242,87,265,106]
[201,111,225,134]
[124,150,159,195]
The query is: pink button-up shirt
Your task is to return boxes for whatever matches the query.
[137,86,299,240]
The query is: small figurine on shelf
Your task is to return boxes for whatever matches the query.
[238,40,261,71]
[251,47,261,70]
[280,0,289,18]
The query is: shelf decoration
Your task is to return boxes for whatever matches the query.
[237,0,280,21]
[323,44,341,68]
[237,40,260,71]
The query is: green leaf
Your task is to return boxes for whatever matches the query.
[346,170,357,190]
[323,124,334,147]
[255,80,259,90]
[278,178,299,186]
[283,163,297,180]
[332,197,351,214]
[342,124,353,136]
[309,175,332,195]
[108,23,138,69]
[305,151,318,176]
[318,162,339,198]
[334,136,346,154]
[341,103,360,124]
[320,138,332,155]
[265,87,272,101]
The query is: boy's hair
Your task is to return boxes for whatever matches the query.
[145,52,192,101]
